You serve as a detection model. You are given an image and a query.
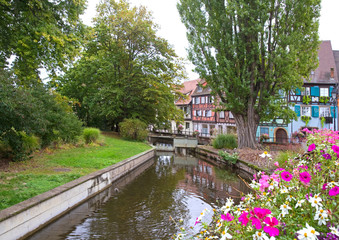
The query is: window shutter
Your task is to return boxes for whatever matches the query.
[329,86,334,97]
[311,86,319,97]
[312,106,319,117]
[331,106,336,118]
[295,88,301,95]
[295,105,301,117]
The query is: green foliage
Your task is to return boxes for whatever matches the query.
[0,72,83,161]
[302,95,311,105]
[177,0,320,148]
[212,134,238,149]
[83,128,100,144]
[275,151,298,169]
[319,96,329,104]
[58,0,185,130]
[0,0,86,83]
[218,151,238,164]
[119,119,148,141]
[321,116,325,128]
[301,116,311,126]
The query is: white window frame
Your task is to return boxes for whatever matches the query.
[192,97,195,104]
[193,110,196,116]
[201,96,205,104]
[301,106,311,117]
[197,110,201,116]
[320,88,329,97]
[196,97,200,104]
[219,111,225,118]
[229,111,234,119]
[319,107,331,117]
[206,110,212,117]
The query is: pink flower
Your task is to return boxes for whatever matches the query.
[221,213,234,222]
[238,212,249,226]
[253,208,271,220]
[332,145,339,153]
[263,217,280,237]
[250,217,262,229]
[274,161,279,167]
[299,171,312,184]
[322,183,328,190]
[322,153,332,160]
[281,171,293,182]
[308,143,316,152]
[329,186,339,196]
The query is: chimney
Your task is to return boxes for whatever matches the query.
[331,67,334,79]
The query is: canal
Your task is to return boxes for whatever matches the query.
[27,151,249,240]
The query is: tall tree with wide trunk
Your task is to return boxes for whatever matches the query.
[177,0,320,148]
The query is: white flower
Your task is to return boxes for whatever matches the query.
[268,181,279,191]
[280,187,289,194]
[195,208,209,224]
[252,231,269,240]
[234,206,244,216]
[330,170,336,178]
[286,195,295,201]
[314,209,329,226]
[309,194,323,209]
[280,204,292,217]
[175,233,185,240]
[315,208,328,219]
[329,226,339,236]
[221,200,233,214]
[221,227,232,240]
[295,199,305,208]
[250,180,261,189]
[297,223,320,240]
[259,151,272,158]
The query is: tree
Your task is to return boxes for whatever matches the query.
[59,0,185,130]
[0,0,86,83]
[177,0,320,148]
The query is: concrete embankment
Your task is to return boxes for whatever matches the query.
[0,148,155,240]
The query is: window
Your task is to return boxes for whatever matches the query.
[219,111,225,118]
[197,110,201,116]
[229,111,234,119]
[196,97,200,104]
[186,122,190,129]
[208,96,213,104]
[320,107,331,117]
[320,88,329,97]
[304,87,310,96]
[201,96,205,104]
[302,106,311,116]
[260,127,269,136]
[202,110,205,117]
[202,124,208,134]
[192,97,195,104]
[206,110,212,117]
[197,85,203,92]
[193,110,196,116]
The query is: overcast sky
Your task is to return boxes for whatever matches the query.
[81,0,339,80]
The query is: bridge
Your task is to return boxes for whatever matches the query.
[148,132,199,151]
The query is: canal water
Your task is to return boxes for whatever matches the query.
[27,151,249,240]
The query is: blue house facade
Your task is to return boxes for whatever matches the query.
[256,41,339,143]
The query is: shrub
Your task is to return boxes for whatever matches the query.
[218,150,238,164]
[212,134,238,149]
[83,128,100,144]
[119,119,148,141]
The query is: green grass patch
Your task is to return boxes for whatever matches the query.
[0,134,151,210]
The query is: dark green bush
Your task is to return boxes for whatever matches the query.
[83,128,100,144]
[119,119,148,141]
[0,70,83,161]
[212,134,238,149]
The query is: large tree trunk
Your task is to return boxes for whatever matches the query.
[233,109,260,149]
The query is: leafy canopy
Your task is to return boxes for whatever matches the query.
[59,0,185,129]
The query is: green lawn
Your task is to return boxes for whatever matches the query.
[0,134,151,210]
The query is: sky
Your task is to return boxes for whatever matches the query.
[81,0,339,80]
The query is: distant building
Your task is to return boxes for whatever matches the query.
[190,79,236,137]
[288,41,339,137]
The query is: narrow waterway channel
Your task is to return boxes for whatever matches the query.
[27,150,249,240]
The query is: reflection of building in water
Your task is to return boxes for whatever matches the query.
[176,158,249,204]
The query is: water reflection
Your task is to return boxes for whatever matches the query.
[27,152,249,240]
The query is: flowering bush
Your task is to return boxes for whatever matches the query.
[174,130,339,240]
[260,134,270,143]
[292,131,306,142]
[178,124,184,131]
[193,130,200,137]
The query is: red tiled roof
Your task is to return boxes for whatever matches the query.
[175,79,200,105]
[308,40,338,83]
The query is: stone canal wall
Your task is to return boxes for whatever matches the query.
[0,148,155,240]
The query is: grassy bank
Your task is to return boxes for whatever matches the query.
[0,133,151,210]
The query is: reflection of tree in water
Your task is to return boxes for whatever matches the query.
[81,155,191,240]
